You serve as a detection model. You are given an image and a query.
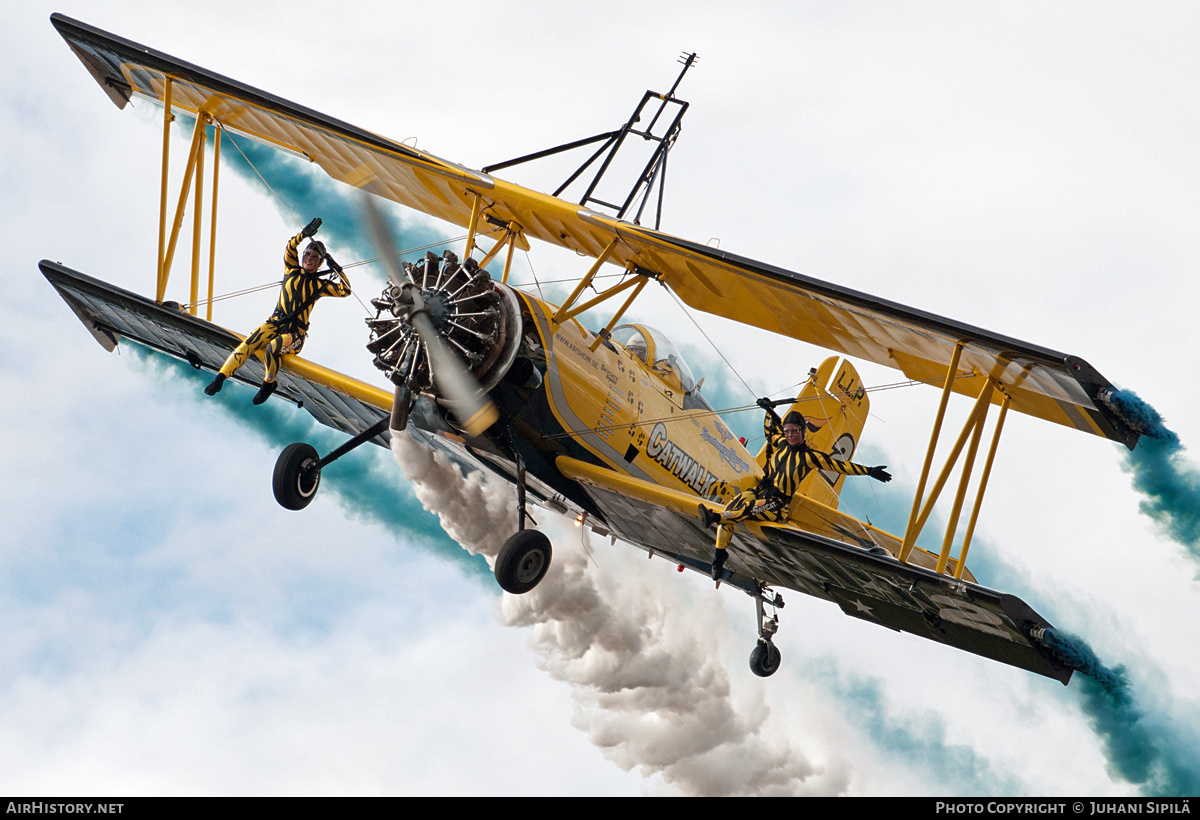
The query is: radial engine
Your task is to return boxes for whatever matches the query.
[365,251,523,428]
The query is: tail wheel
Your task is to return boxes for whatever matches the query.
[749,641,782,678]
[273,442,321,510]
[495,530,552,594]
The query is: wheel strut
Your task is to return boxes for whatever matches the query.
[315,416,390,470]
[755,592,781,645]
[516,450,528,531]
[749,586,784,677]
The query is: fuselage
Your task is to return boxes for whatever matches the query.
[409,285,765,519]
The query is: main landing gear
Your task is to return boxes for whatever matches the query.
[495,529,552,594]
[272,416,391,510]
[749,587,784,678]
[273,442,322,510]
[493,452,553,594]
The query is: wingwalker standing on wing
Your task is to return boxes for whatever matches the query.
[204,218,351,404]
[701,398,893,580]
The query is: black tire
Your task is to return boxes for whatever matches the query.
[273,442,321,510]
[749,641,782,678]
[495,530,553,594]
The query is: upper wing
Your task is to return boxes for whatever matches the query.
[53,13,1137,448]
[51,14,521,249]
[556,454,1072,684]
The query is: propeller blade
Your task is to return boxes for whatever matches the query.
[361,195,499,438]
[410,311,499,436]
[361,194,412,289]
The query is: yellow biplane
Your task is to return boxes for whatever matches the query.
[43,14,1149,683]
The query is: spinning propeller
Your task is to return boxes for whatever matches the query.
[361,195,499,438]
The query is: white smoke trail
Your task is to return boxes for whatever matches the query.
[389,431,515,561]
[390,431,840,796]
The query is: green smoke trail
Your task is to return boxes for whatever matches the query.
[125,342,491,581]
[1096,389,1200,574]
[856,458,1200,795]
[1041,630,1200,795]
[208,121,463,283]
[1125,437,1200,560]
[805,658,1025,794]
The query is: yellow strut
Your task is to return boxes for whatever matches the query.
[590,275,649,352]
[501,230,518,285]
[955,394,1010,579]
[555,273,645,326]
[477,231,510,269]
[206,126,221,322]
[189,117,205,315]
[935,379,994,574]
[462,192,483,261]
[156,79,173,302]
[903,376,996,564]
[899,342,964,562]
[160,113,208,302]
[552,237,620,325]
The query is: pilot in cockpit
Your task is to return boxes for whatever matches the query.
[623,331,649,364]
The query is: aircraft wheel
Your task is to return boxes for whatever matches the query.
[273,442,321,510]
[495,530,552,594]
[749,641,782,678]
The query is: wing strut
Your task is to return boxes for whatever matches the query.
[549,236,660,351]
[152,87,226,319]
[898,359,1013,579]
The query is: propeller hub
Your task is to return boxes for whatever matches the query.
[423,289,452,332]
[365,250,508,394]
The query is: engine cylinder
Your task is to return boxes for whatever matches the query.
[366,251,522,400]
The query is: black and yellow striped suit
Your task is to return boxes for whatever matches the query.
[715,411,872,550]
[217,231,351,383]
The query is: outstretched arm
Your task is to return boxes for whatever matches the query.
[284,231,305,269]
[802,451,891,482]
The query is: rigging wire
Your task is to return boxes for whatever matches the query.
[183,280,281,310]
[338,226,507,272]
[182,227,513,312]
[220,126,297,224]
[521,248,547,301]
[661,282,759,402]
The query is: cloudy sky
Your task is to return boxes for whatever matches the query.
[3,0,1199,796]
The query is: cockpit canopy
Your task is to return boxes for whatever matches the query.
[610,324,710,410]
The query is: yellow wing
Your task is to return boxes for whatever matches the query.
[53,13,1137,448]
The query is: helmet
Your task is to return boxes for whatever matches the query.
[305,240,327,260]
[782,410,806,429]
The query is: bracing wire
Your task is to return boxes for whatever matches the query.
[183,280,281,309]
[522,248,547,301]
[220,126,297,224]
[661,282,759,402]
